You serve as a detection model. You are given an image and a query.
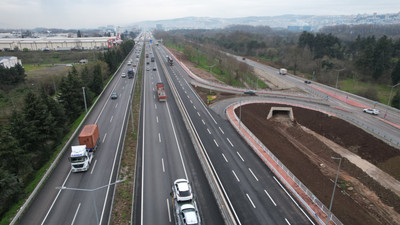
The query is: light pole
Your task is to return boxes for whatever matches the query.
[56,179,125,225]
[326,157,342,225]
[385,83,400,118]
[239,94,242,131]
[82,87,88,112]
[335,68,345,89]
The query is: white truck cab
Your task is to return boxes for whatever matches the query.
[70,145,93,172]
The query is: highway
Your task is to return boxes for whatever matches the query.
[133,41,224,225]
[17,37,143,225]
[154,44,315,224]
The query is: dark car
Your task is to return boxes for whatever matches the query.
[153,67,157,71]
[244,90,256,96]
[304,80,312,84]
[111,92,118,99]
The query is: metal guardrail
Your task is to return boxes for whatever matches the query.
[227,101,343,225]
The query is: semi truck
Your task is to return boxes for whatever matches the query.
[279,68,287,75]
[70,124,100,172]
[128,68,135,79]
[156,82,167,102]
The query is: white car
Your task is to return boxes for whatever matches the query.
[363,108,379,115]
[173,179,193,202]
[179,204,200,225]
[121,72,126,78]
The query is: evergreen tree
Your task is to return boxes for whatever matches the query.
[58,66,84,122]
[391,60,400,85]
[89,63,103,95]
[392,90,400,109]
[0,169,22,216]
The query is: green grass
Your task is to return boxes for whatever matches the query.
[339,78,393,104]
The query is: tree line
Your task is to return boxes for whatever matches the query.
[158,25,400,108]
[0,63,26,86]
[0,40,134,219]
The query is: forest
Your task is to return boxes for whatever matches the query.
[0,39,134,220]
[155,24,400,108]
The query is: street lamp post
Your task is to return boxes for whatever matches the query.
[56,179,125,225]
[335,68,345,89]
[82,87,88,112]
[384,83,400,118]
[326,157,342,225]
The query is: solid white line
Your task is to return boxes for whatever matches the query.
[90,160,97,174]
[219,127,224,134]
[249,168,259,181]
[232,170,240,182]
[115,103,118,108]
[158,133,161,142]
[197,112,200,117]
[246,194,256,208]
[285,218,291,225]
[155,104,157,109]
[202,119,205,125]
[222,153,228,162]
[41,170,72,225]
[207,128,211,134]
[227,138,234,147]
[273,176,315,225]
[102,133,107,143]
[167,199,171,222]
[264,190,277,206]
[70,203,81,225]
[162,158,165,172]
[214,139,219,147]
[156,116,159,123]
[237,151,244,162]
[110,116,113,123]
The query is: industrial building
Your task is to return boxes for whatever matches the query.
[0,56,22,68]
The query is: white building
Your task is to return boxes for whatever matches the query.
[0,56,22,68]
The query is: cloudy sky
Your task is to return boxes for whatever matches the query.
[0,0,399,29]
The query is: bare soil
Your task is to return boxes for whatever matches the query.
[236,103,400,225]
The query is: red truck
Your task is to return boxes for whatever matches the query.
[78,124,100,152]
[156,82,167,102]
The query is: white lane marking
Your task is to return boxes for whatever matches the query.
[90,160,97,174]
[219,127,224,134]
[207,128,211,134]
[122,86,125,89]
[155,104,157,109]
[202,119,205,125]
[156,116,159,123]
[264,190,277,206]
[246,194,256,208]
[153,88,154,91]
[102,133,107,143]
[273,176,315,225]
[71,203,81,225]
[193,105,196,109]
[222,153,228,162]
[167,199,171,222]
[232,170,240,182]
[237,152,244,162]
[187,95,190,99]
[162,158,165,172]
[153,95,155,100]
[158,133,161,143]
[214,139,219,147]
[115,103,118,108]
[197,112,200,117]
[110,115,113,123]
[227,138,234,147]
[190,100,193,104]
[285,218,291,225]
[249,168,259,181]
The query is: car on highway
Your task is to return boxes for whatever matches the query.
[133,64,137,67]
[244,90,256,96]
[111,92,118,99]
[153,67,157,71]
[304,80,311,84]
[363,108,379,115]
[146,67,150,71]
[173,179,193,202]
[121,72,126,78]
[178,204,200,225]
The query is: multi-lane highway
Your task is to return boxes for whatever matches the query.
[143,42,316,224]
[17,37,143,225]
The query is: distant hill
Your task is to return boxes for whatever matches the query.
[132,13,400,31]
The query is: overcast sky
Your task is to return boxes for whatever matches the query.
[0,0,399,29]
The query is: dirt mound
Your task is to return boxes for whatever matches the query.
[236,103,400,225]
